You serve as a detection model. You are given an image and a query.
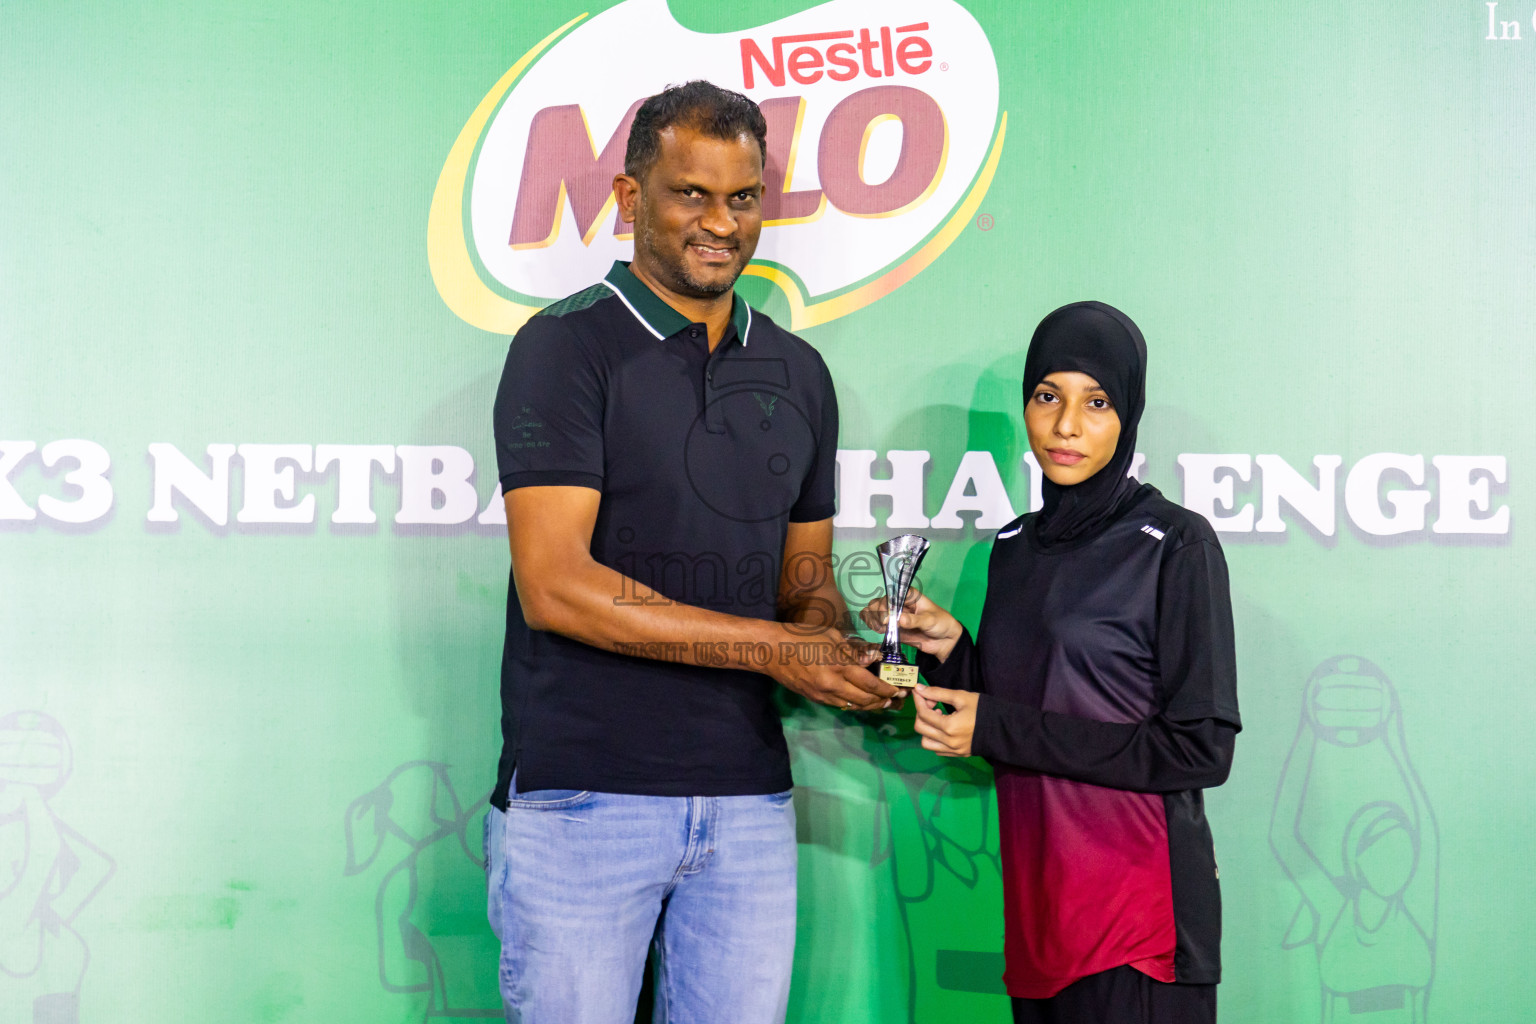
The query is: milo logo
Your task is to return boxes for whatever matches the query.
[429,0,1004,333]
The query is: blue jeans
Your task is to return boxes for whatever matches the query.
[485,786,797,1024]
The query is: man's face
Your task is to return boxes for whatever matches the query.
[626,124,764,298]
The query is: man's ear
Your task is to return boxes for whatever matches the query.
[613,173,640,225]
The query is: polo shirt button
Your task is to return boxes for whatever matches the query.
[689,327,700,338]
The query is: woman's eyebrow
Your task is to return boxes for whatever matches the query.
[1044,382,1106,394]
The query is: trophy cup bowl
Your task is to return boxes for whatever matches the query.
[875,534,930,687]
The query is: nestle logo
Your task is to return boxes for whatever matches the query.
[741,22,934,89]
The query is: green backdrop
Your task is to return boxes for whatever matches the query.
[2,1,1529,1021]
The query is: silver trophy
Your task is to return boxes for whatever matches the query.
[875,534,930,687]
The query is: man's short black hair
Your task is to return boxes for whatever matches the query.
[624,80,768,180]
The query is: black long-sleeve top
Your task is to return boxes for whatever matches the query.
[916,484,1240,998]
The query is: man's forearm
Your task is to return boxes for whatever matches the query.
[506,492,889,709]
[775,520,856,634]
[778,562,855,634]
[516,557,838,673]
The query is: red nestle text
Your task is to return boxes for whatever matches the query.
[740,22,933,89]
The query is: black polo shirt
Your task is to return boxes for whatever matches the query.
[490,261,839,804]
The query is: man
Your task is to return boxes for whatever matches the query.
[487,80,898,1023]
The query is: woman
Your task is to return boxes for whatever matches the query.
[866,301,1241,1023]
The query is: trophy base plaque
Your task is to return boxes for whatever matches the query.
[880,661,919,688]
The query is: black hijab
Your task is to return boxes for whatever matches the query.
[1022,300,1148,549]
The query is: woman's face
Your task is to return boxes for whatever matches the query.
[1024,371,1122,486]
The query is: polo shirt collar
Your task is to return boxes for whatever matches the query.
[602,261,752,346]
